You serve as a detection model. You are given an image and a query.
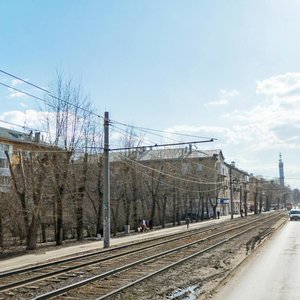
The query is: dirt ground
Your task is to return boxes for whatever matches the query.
[111,216,287,300]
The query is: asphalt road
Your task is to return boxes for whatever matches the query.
[213,219,300,300]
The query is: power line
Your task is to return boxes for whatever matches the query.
[0,118,43,133]
[111,118,218,140]
[0,82,52,106]
[0,69,49,93]
[110,138,214,151]
[110,124,158,146]
[0,82,102,131]
[0,69,219,142]
[0,70,102,119]
[118,153,223,185]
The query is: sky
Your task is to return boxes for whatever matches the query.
[1,0,300,188]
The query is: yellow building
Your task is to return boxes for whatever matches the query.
[0,126,50,192]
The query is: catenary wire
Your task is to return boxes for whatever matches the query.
[0,70,102,119]
[1,70,217,144]
[117,155,224,193]
[117,153,224,185]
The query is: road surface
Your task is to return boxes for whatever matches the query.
[213,220,300,300]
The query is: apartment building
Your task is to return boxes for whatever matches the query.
[0,126,47,192]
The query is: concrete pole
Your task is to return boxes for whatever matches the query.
[103,111,110,248]
[240,183,243,217]
[230,168,234,219]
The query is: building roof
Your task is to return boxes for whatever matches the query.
[0,126,53,148]
[0,126,32,142]
[109,147,224,162]
[224,161,249,176]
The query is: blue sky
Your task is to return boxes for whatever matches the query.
[1,0,300,188]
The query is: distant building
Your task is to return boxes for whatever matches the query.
[224,161,249,215]
[279,153,285,188]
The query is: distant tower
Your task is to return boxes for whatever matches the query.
[279,153,285,187]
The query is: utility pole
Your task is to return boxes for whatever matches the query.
[103,111,110,248]
[239,183,243,217]
[243,182,248,217]
[230,167,234,219]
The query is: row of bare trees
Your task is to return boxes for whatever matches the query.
[0,74,229,251]
[1,146,224,251]
[0,74,104,250]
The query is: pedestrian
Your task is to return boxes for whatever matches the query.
[185,217,190,229]
[217,210,220,219]
[142,219,147,232]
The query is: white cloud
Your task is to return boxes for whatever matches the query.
[224,73,300,151]
[11,79,23,86]
[256,72,300,103]
[19,102,28,108]
[206,89,239,107]
[163,74,300,187]
[8,90,26,98]
[7,78,29,98]
[0,110,46,131]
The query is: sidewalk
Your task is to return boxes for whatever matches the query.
[0,216,230,273]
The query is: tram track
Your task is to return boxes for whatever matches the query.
[34,212,286,300]
[0,212,286,299]
[0,217,243,290]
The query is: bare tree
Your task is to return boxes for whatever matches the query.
[5,150,48,250]
[44,73,97,245]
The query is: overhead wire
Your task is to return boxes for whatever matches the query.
[0,69,225,181]
[0,69,218,150]
[116,152,224,185]
[117,154,224,193]
[0,118,44,133]
[110,124,158,147]
[0,69,102,119]
[110,118,217,140]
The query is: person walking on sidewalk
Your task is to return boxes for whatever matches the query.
[185,217,191,229]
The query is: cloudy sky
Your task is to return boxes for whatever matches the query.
[1,0,300,188]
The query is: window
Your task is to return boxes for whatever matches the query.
[0,176,9,186]
[0,159,8,168]
[0,143,13,159]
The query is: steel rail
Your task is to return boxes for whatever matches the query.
[0,220,239,291]
[0,215,258,291]
[0,218,229,278]
[33,213,285,300]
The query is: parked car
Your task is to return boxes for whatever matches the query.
[289,209,300,221]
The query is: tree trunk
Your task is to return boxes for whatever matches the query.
[172,188,176,226]
[52,199,57,240]
[75,152,88,241]
[196,197,201,222]
[26,213,38,250]
[111,196,120,237]
[161,194,167,228]
[131,168,138,232]
[0,199,3,248]
[176,191,181,226]
[201,194,205,220]
[53,153,71,245]
[150,167,164,225]
[76,203,83,240]
[41,223,47,243]
[55,192,63,245]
